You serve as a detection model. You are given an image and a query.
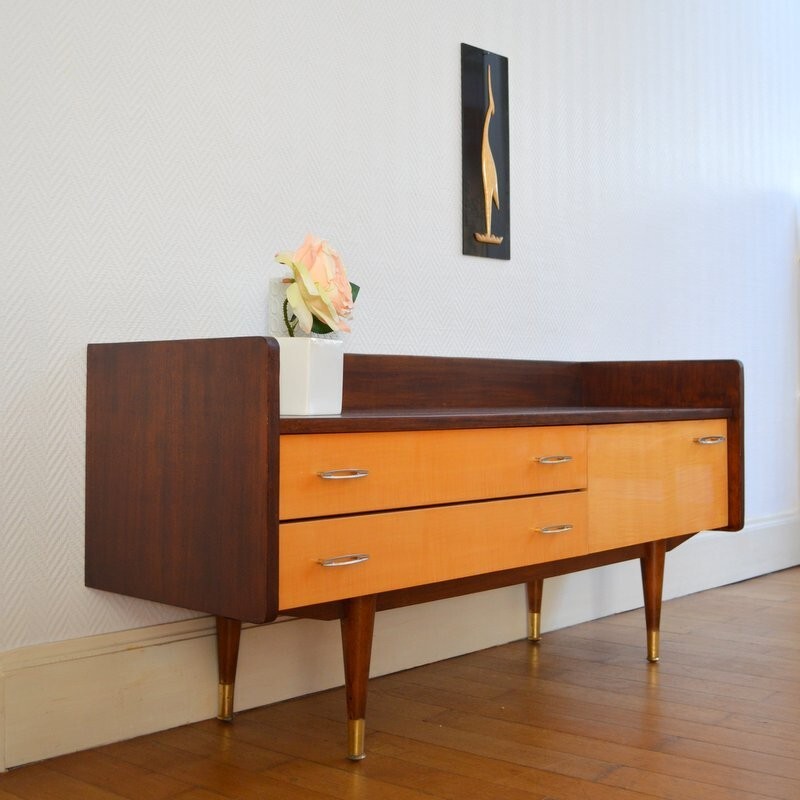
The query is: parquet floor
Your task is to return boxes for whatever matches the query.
[1,567,798,799]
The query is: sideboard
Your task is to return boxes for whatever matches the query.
[85,337,744,760]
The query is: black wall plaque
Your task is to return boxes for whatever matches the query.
[461,43,510,260]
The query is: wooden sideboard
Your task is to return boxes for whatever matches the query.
[85,337,744,760]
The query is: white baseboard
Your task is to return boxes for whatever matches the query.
[2,514,798,771]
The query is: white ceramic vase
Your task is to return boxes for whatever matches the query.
[276,336,344,415]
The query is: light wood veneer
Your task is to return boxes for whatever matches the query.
[279,492,588,608]
[588,419,729,549]
[279,426,587,519]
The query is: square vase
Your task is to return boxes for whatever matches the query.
[276,337,344,415]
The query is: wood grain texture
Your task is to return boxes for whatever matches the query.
[284,535,698,621]
[279,355,740,624]
[84,340,745,763]
[640,539,666,658]
[280,425,586,519]
[6,568,797,799]
[280,406,732,434]
[341,596,377,724]
[215,617,242,688]
[580,359,744,530]
[589,420,728,550]
[85,342,743,626]
[342,354,583,411]
[587,420,729,549]
[85,337,280,623]
[279,492,589,609]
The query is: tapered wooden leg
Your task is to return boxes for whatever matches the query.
[526,578,544,642]
[340,595,377,760]
[640,541,666,662]
[216,616,242,721]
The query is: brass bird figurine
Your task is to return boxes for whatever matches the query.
[474,63,503,245]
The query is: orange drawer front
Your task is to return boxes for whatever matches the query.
[588,419,729,550]
[278,491,588,609]
[279,426,587,520]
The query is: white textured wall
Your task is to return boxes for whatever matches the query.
[2,0,799,653]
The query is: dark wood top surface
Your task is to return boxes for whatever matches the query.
[280,406,732,434]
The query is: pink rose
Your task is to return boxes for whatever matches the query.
[275,234,357,335]
[292,235,354,321]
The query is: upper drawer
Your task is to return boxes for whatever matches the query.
[280,426,587,520]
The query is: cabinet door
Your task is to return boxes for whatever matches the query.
[587,420,728,550]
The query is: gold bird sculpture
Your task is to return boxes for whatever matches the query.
[474,63,503,245]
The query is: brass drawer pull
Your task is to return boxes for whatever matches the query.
[318,554,370,567]
[695,435,726,445]
[535,455,574,465]
[317,469,370,480]
[535,524,574,535]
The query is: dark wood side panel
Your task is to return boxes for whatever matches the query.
[580,360,744,530]
[342,354,582,410]
[85,337,280,622]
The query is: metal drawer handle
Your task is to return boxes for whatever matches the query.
[317,469,370,480]
[695,436,726,445]
[318,554,370,567]
[535,524,574,535]
[535,455,574,465]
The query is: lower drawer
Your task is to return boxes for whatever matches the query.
[279,492,588,609]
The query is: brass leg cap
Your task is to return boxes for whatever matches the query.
[527,611,542,643]
[347,718,366,761]
[217,682,235,721]
[647,630,660,663]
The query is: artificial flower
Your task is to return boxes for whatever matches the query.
[275,234,359,336]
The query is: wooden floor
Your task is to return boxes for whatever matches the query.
[2,567,799,799]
